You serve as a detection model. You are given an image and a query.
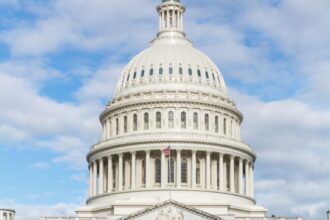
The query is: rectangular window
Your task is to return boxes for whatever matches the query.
[124,116,128,133]
[116,118,119,135]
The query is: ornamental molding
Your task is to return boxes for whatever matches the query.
[87,137,256,162]
[100,98,243,122]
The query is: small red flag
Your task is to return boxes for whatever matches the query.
[163,146,171,157]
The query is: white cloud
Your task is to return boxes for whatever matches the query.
[30,162,50,170]
[0,199,78,220]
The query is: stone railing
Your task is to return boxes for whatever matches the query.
[40,218,107,220]
[235,218,303,220]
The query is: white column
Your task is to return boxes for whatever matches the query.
[191,150,196,188]
[107,118,111,139]
[239,158,243,194]
[89,163,93,197]
[93,161,97,196]
[166,10,170,29]
[230,155,235,193]
[176,150,181,188]
[146,151,150,188]
[131,152,136,190]
[219,153,224,191]
[173,10,177,29]
[99,158,104,194]
[245,160,250,196]
[250,163,254,197]
[108,156,113,193]
[118,153,123,191]
[206,151,211,190]
[161,150,166,188]
[161,11,165,30]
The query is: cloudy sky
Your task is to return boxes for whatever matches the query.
[0,0,329,219]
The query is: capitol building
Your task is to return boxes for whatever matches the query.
[41,0,305,220]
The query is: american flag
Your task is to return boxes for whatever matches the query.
[163,146,171,157]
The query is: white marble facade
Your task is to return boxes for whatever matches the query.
[42,0,304,220]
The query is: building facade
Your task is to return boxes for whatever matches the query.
[0,209,15,220]
[42,0,303,220]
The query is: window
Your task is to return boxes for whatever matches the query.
[168,111,174,128]
[133,71,137,79]
[141,70,145,77]
[188,68,192,76]
[169,67,173,75]
[112,164,116,189]
[150,68,154,76]
[144,113,149,129]
[196,159,201,184]
[168,157,175,183]
[124,116,128,133]
[181,159,188,183]
[212,73,216,81]
[179,67,183,75]
[116,118,119,135]
[205,114,209,131]
[156,112,162,128]
[215,116,219,133]
[126,74,130,81]
[155,158,161,183]
[223,118,227,135]
[159,67,163,75]
[197,69,201,77]
[133,114,138,131]
[193,112,198,130]
[141,159,146,184]
[181,112,186,129]
[205,71,209,79]
[123,162,126,186]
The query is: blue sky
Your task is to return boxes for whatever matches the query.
[0,0,330,219]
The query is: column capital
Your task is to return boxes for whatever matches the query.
[131,151,136,156]
[206,151,211,156]
[176,149,182,153]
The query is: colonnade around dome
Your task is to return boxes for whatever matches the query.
[88,149,254,200]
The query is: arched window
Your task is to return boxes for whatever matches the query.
[155,158,161,183]
[141,159,146,185]
[169,67,173,75]
[124,116,128,133]
[196,159,201,185]
[150,68,154,76]
[126,74,130,81]
[223,118,227,135]
[116,118,119,135]
[144,112,149,130]
[205,114,209,131]
[193,112,198,130]
[133,114,138,131]
[181,112,186,129]
[205,71,209,79]
[141,70,145,77]
[168,111,174,128]
[179,67,183,75]
[168,157,175,183]
[156,112,162,129]
[215,116,219,133]
[159,67,163,75]
[181,159,188,183]
[197,69,201,77]
[133,71,137,79]
[188,68,192,76]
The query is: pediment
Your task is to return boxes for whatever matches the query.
[119,200,222,220]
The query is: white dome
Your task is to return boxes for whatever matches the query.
[115,34,227,99]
